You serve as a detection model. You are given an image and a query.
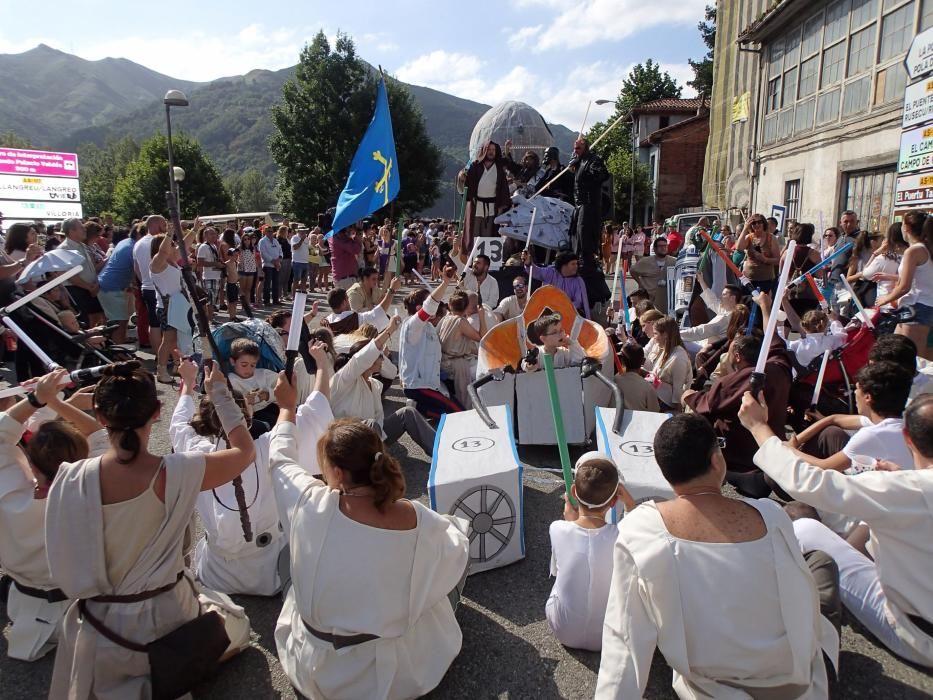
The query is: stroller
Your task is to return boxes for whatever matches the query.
[211,319,286,372]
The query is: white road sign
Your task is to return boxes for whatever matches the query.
[906,28,933,80]
[902,77,933,128]
[0,173,81,202]
[895,172,933,208]
[899,124,933,173]
[0,199,83,220]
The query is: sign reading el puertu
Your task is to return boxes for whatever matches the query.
[0,147,82,227]
[897,29,933,215]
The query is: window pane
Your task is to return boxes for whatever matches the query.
[880,2,915,61]
[848,25,877,76]
[799,56,819,97]
[843,75,871,115]
[877,62,908,103]
[783,68,798,106]
[784,27,801,66]
[779,108,795,140]
[822,42,846,86]
[825,0,851,42]
[767,77,782,112]
[924,0,933,30]
[795,98,816,133]
[817,89,841,123]
[770,38,785,76]
[802,14,824,56]
[852,0,879,26]
[763,114,779,144]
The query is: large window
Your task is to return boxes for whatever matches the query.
[762,0,920,146]
[843,166,896,233]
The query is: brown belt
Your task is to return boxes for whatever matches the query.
[302,619,380,650]
[13,580,69,603]
[908,614,933,639]
[89,571,184,604]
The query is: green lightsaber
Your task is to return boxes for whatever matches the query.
[542,352,576,506]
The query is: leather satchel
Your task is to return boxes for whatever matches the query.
[79,596,230,700]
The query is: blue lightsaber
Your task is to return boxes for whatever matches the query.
[789,241,853,287]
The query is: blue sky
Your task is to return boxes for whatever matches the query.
[0,0,707,129]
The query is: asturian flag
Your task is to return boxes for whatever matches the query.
[325,78,400,238]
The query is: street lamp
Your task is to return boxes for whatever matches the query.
[173,166,186,217]
[629,112,637,229]
[163,89,189,207]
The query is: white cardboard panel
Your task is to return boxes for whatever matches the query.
[516,367,585,444]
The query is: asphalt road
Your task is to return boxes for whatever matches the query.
[2,288,933,699]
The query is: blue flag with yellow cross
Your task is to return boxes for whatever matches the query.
[325,78,400,238]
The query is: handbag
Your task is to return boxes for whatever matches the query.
[78,577,230,700]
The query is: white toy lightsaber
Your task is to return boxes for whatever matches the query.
[818,211,825,258]
[284,291,307,380]
[412,270,433,290]
[0,363,114,400]
[811,349,831,408]
[0,265,81,315]
[525,207,537,288]
[840,276,875,328]
[2,316,60,370]
[751,240,796,395]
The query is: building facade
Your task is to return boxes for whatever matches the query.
[705,0,933,232]
[632,98,710,224]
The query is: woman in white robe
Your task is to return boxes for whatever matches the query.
[168,345,332,596]
[268,373,470,700]
[45,362,254,700]
[596,413,838,700]
[0,373,106,661]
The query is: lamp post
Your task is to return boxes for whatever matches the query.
[173,166,185,218]
[629,113,637,229]
[163,89,189,207]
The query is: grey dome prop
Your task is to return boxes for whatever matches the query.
[468,101,555,162]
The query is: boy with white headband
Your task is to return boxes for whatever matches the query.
[545,452,634,651]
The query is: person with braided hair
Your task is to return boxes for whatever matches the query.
[44,361,254,699]
[170,344,333,596]
[268,373,470,700]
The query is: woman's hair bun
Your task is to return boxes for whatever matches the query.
[101,360,142,378]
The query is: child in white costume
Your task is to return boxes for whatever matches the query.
[547,452,632,651]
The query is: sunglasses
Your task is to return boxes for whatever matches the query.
[513,283,526,289]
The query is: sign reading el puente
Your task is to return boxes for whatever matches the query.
[0,147,83,227]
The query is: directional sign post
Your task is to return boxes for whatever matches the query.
[897,29,933,219]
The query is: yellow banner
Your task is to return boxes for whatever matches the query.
[732,92,750,123]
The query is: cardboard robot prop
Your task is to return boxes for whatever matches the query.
[429,403,525,574]
[669,246,700,318]
[595,407,674,523]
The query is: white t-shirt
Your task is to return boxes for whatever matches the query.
[197,242,222,280]
[290,234,310,264]
[843,416,914,471]
[229,368,279,412]
[134,233,154,290]
[545,519,617,651]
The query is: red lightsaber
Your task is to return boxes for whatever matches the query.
[805,273,829,310]
[697,228,753,291]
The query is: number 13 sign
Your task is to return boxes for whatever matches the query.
[471,236,507,271]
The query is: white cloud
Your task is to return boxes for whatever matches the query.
[510,0,707,51]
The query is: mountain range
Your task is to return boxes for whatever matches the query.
[0,44,576,216]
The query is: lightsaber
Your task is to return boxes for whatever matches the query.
[751,240,796,395]
[818,211,825,258]
[0,266,81,315]
[746,301,758,336]
[525,207,537,289]
[697,228,752,289]
[542,352,575,506]
[609,231,623,322]
[805,273,829,310]
[0,363,115,400]
[790,241,853,286]
[412,269,433,290]
[811,349,831,408]
[531,109,628,200]
[840,276,875,328]
[2,316,60,370]
[284,291,307,380]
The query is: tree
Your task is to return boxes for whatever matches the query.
[225,169,275,212]
[0,131,32,148]
[77,136,140,217]
[112,133,231,221]
[270,30,441,223]
[585,60,682,222]
[688,4,717,96]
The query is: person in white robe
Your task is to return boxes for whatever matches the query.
[0,374,106,661]
[168,344,331,596]
[268,373,470,700]
[596,413,838,700]
[740,390,933,668]
[45,362,254,699]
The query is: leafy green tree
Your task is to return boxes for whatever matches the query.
[77,136,139,217]
[225,169,275,212]
[113,133,231,221]
[586,60,682,222]
[270,30,441,223]
[0,131,32,148]
[688,5,717,96]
